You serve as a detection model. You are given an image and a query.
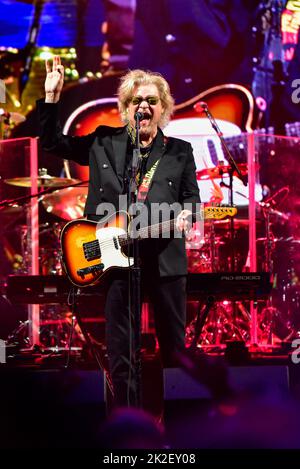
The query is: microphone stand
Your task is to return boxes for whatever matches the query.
[19,0,44,97]
[200,103,246,271]
[128,115,143,407]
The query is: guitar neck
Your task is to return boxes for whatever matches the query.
[118,206,235,247]
[118,217,178,247]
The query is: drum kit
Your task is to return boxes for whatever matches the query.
[186,163,300,347]
[187,162,253,274]
[1,161,299,349]
[6,308,86,354]
[1,169,87,275]
[0,170,89,351]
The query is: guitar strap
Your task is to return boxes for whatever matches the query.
[137,135,169,202]
[127,125,168,202]
[137,158,160,202]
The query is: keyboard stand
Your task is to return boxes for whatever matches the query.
[189,295,216,350]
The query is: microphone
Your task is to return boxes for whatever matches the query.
[134,111,146,120]
[193,101,208,113]
[193,101,223,136]
[193,101,219,132]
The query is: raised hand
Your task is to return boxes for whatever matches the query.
[176,209,192,234]
[44,55,64,103]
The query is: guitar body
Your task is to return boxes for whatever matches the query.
[61,211,132,287]
[174,83,254,133]
[61,207,237,287]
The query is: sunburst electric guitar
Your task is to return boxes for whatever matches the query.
[60,206,237,287]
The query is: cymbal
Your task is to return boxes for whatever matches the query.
[0,204,23,215]
[256,237,280,243]
[257,237,300,244]
[42,186,88,220]
[4,176,82,188]
[196,163,248,180]
[208,218,250,229]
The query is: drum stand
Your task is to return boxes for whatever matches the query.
[262,203,275,274]
[260,203,278,344]
[187,297,250,350]
[208,220,218,272]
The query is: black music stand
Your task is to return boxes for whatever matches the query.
[188,295,215,350]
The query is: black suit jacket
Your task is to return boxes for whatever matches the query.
[37,100,200,276]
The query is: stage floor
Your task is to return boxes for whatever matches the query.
[1,347,300,449]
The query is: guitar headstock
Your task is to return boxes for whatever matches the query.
[204,206,237,220]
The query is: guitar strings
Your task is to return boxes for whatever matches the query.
[90,208,234,250]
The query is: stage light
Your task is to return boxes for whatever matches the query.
[39,51,53,61]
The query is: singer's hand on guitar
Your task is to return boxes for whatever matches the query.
[176,209,192,233]
[45,55,64,103]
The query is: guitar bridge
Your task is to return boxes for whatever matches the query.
[77,263,104,279]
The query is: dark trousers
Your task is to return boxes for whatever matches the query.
[104,270,186,407]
